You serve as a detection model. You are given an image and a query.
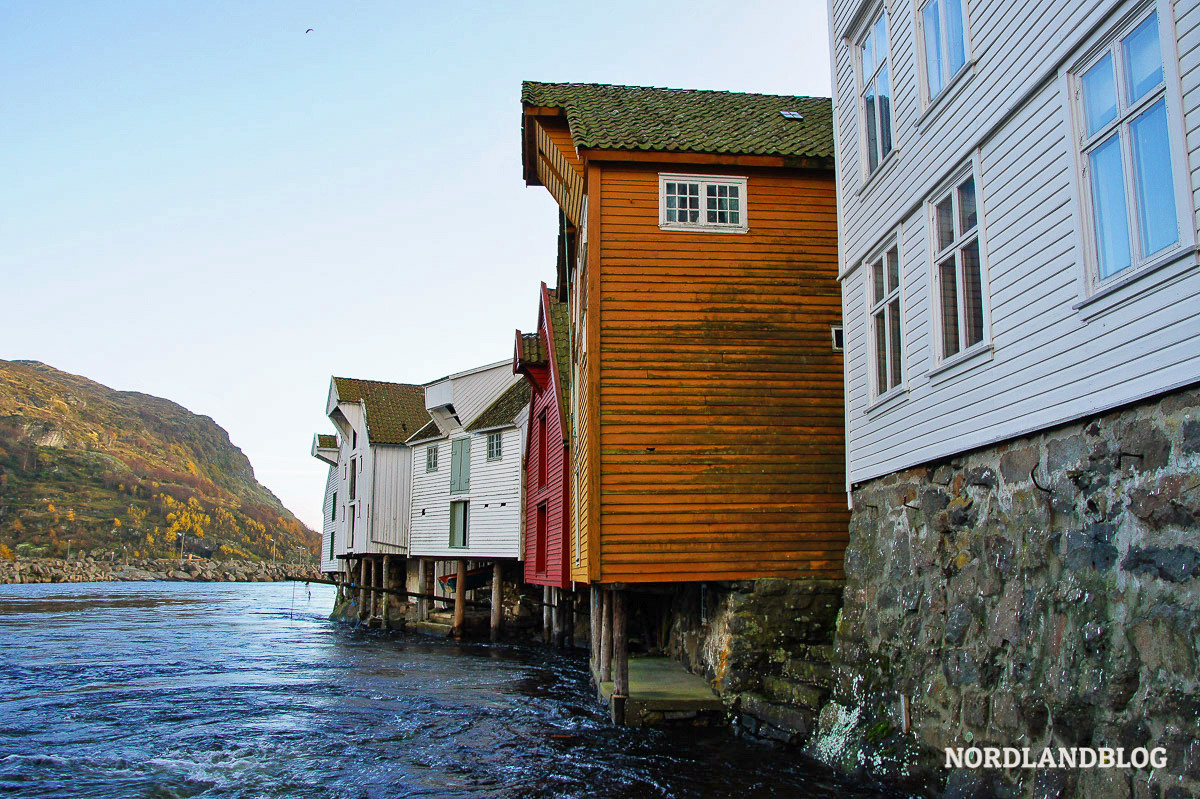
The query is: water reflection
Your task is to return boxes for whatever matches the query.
[0,582,900,798]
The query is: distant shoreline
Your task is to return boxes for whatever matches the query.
[0,557,320,585]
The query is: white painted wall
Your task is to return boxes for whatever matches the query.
[832,0,1200,485]
[369,444,411,552]
[319,463,340,573]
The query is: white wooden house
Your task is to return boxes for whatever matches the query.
[827,0,1200,786]
[311,433,341,575]
[323,376,432,566]
[831,0,1200,484]
[406,360,530,565]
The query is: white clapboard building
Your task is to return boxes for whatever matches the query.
[311,433,341,574]
[320,377,433,576]
[827,0,1200,788]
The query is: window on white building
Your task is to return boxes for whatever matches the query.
[867,242,904,397]
[858,10,893,174]
[659,174,748,232]
[426,445,438,472]
[486,431,502,461]
[930,171,987,359]
[1076,9,1181,282]
[919,0,969,100]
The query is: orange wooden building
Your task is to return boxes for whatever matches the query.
[520,83,846,710]
[522,82,847,583]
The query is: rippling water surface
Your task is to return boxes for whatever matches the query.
[0,581,895,798]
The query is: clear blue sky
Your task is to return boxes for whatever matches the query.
[1,0,833,530]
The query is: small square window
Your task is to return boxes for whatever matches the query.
[487,431,502,461]
[660,174,748,232]
[831,326,845,352]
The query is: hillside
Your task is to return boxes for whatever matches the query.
[0,360,317,562]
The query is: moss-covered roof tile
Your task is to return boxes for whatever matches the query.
[522,81,833,162]
[331,377,430,445]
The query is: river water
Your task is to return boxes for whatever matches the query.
[0,581,898,798]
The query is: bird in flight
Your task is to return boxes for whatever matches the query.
[305,28,313,33]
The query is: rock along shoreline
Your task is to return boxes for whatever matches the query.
[0,557,320,585]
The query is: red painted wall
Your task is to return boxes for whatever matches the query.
[521,287,571,589]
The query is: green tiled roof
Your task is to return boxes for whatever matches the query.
[516,331,545,365]
[316,434,337,449]
[407,419,443,444]
[465,380,532,432]
[331,377,431,445]
[521,81,833,161]
[547,294,570,428]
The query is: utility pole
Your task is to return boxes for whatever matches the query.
[179,533,185,562]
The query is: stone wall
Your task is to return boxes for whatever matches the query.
[665,579,843,742]
[0,557,317,584]
[813,386,1200,798]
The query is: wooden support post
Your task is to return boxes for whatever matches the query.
[490,561,503,642]
[612,589,628,726]
[367,558,376,621]
[590,587,601,670]
[452,559,467,639]
[565,589,575,649]
[357,558,367,619]
[416,559,428,621]
[552,587,565,648]
[381,555,391,630]
[599,589,613,683]
[543,586,552,645]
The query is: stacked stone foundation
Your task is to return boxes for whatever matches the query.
[813,386,1200,798]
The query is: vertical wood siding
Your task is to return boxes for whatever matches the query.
[450,364,521,426]
[593,163,848,582]
[534,119,585,226]
[833,0,1200,485]
[368,444,411,552]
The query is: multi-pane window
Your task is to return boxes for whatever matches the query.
[1076,10,1179,281]
[426,445,438,472]
[486,431,502,461]
[660,174,748,231]
[931,173,986,358]
[331,492,337,522]
[920,0,969,100]
[348,457,357,500]
[859,11,893,173]
[868,244,903,397]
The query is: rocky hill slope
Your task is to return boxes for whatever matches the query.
[0,360,317,562]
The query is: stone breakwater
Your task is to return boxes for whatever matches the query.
[0,557,320,585]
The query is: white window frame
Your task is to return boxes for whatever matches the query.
[659,174,749,233]
[426,444,438,472]
[856,6,894,178]
[916,0,972,106]
[927,161,991,365]
[486,431,502,461]
[1069,2,1193,294]
[864,234,905,401]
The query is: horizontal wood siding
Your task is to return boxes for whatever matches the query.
[594,163,848,582]
[833,0,1200,485]
[319,464,340,573]
[408,429,524,559]
[522,362,571,588]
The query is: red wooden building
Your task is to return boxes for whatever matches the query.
[514,283,571,603]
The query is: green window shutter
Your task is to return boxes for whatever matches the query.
[450,438,470,494]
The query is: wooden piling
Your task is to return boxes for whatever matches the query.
[612,590,628,726]
[543,586,552,645]
[490,561,503,642]
[452,559,467,639]
[599,588,613,683]
[357,558,367,620]
[590,587,601,670]
[565,589,575,649]
[416,559,429,621]
[381,555,391,630]
[552,587,564,648]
